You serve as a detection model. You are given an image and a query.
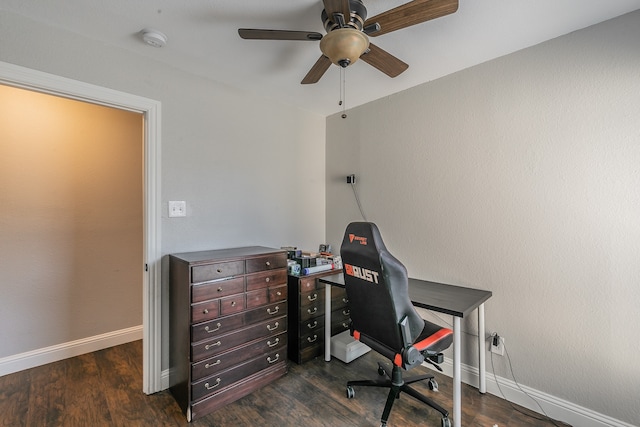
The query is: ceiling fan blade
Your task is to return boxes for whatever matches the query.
[238,28,323,41]
[301,55,332,84]
[364,0,458,37]
[360,43,408,78]
[322,0,351,21]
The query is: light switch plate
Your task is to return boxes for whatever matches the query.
[168,201,186,217]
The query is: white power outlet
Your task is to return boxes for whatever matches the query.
[168,201,186,217]
[490,334,505,356]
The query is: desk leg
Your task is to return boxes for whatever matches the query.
[325,283,332,362]
[453,316,461,427]
[478,303,486,393]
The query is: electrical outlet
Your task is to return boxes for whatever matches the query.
[347,174,356,184]
[490,334,505,356]
[168,201,186,217]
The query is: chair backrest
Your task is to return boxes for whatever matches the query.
[340,222,425,361]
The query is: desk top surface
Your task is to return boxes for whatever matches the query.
[318,273,491,318]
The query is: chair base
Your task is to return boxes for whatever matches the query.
[346,362,450,427]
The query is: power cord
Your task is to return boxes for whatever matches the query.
[350,181,367,221]
[425,311,566,427]
[490,344,565,427]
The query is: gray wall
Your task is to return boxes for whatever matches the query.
[0,12,326,371]
[326,11,640,426]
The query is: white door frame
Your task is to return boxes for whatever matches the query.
[0,61,163,394]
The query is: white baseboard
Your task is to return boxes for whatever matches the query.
[161,368,170,391]
[0,325,143,377]
[426,357,634,427]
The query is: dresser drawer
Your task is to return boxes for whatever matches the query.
[299,276,321,293]
[192,277,245,303]
[331,287,349,308]
[220,294,246,316]
[331,307,351,335]
[191,300,220,324]
[300,288,325,309]
[246,284,287,310]
[244,301,287,324]
[301,327,324,347]
[246,269,287,291]
[192,302,288,343]
[191,332,287,380]
[192,316,287,362]
[191,347,285,402]
[299,301,324,322]
[191,260,244,283]
[246,253,287,274]
[300,315,324,337]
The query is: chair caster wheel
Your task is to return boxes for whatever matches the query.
[346,385,355,399]
[441,416,451,427]
[428,378,439,391]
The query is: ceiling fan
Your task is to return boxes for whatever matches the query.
[238,0,459,84]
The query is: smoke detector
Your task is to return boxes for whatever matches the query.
[141,29,167,48]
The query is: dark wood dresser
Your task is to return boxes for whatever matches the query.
[169,246,288,421]
[287,271,351,364]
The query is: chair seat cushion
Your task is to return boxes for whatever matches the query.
[413,320,453,354]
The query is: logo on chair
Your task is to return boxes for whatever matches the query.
[348,234,367,245]
[344,263,379,284]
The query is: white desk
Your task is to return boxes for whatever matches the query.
[319,273,492,427]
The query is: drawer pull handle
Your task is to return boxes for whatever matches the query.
[203,308,209,314]
[307,293,318,301]
[267,338,280,348]
[307,307,317,315]
[205,360,221,369]
[343,309,350,316]
[307,320,318,329]
[267,306,279,315]
[204,378,221,390]
[276,291,282,296]
[265,261,271,266]
[267,322,279,332]
[342,322,349,329]
[231,301,237,307]
[205,341,221,350]
[217,287,223,292]
[267,353,279,364]
[265,277,270,283]
[204,323,221,333]
[216,268,222,273]
[307,335,318,343]
[343,298,349,303]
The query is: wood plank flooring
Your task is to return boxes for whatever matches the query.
[0,341,570,426]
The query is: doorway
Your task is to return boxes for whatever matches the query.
[0,61,162,394]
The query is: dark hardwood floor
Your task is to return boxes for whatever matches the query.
[0,341,569,426]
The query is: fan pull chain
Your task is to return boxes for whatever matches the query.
[340,67,347,119]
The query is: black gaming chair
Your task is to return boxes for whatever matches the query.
[340,222,454,427]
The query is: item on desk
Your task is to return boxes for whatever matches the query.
[302,263,334,275]
[315,257,331,266]
[288,263,301,275]
[293,256,315,269]
[282,246,301,259]
[319,244,332,254]
[329,255,342,270]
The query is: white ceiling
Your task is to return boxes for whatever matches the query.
[4,0,639,116]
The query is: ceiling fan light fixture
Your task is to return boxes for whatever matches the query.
[319,28,369,68]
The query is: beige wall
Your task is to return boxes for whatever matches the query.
[0,85,143,357]
[326,10,640,426]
